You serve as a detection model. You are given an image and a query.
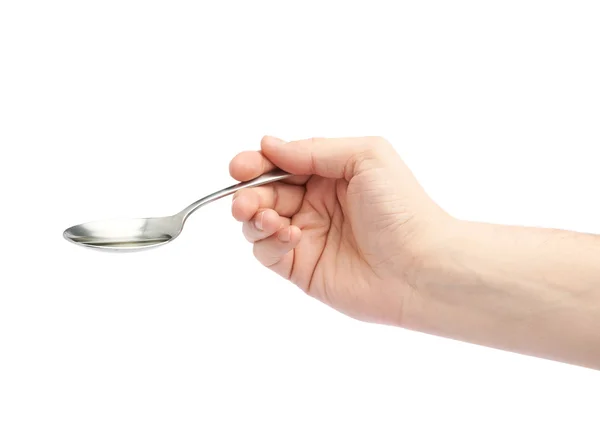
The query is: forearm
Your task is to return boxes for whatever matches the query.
[409,221,600,370]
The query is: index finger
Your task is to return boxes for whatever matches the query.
[229,150,276,182]
[229,136,310,185]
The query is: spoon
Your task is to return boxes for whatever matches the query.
[63,168,293,251]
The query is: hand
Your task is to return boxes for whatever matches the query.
[231,135,600,369]
[229,136,453,326]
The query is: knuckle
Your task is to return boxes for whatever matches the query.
[232,189,253,207]
[252,239,282,267]
[306,137,324,173]
[359,136,393,162]
[242,223,255,242]
[344,137,393,179]
[252,241,260,257]
[308,136,323,146]
[366,136,392,154]
[252,242,269,265]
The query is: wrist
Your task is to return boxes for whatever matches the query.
[406,216,470,290]
[402,218,484,331]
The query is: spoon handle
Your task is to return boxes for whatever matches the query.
[178,168,293,220]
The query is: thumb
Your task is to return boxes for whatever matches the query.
[261,136,396,180]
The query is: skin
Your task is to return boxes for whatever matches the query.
[230,135,600,370]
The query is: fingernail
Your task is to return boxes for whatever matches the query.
[255,212,264,231]
[278,227,291,242]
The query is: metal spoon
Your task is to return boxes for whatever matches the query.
[63,168,292,251]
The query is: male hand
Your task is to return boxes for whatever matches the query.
[229,136,452,325]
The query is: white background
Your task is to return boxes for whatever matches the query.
[1,1,600,432]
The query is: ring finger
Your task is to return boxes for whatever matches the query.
[242,208,291,243]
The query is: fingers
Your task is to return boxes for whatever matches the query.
[231,188,294,242]
[229,149,276,181]
[242,209,290,243]
[231,182,304,220]
[253,226,302,276]
[232,199,302,278]
[229,136,311,185]
[230,180,302,277]
[260,135,398,181]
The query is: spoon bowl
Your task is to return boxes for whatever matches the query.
[63,169,292,251]
[63,216,183,250]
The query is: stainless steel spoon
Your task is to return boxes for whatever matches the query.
[63,168,292,251]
